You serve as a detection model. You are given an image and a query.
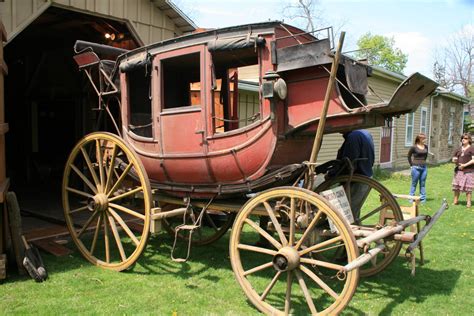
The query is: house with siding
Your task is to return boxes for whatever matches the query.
[316,66,469,169]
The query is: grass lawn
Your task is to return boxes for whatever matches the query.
[1,163,473,315]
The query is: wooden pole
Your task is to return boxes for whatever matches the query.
[308,32,345,176]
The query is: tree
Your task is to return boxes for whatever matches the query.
[282,0,321,34]
[354,33,408,73]
[281,0,346,37]
[433,26,473,99]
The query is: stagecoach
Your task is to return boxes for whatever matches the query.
[64,21,447,314]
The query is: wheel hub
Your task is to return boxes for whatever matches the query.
[87,193,109,212]
[273,247,300,271]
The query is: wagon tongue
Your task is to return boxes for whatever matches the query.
[371,72,438,117]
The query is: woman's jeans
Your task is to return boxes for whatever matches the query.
[410,165,427,202]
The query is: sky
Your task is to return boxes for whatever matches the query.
[177,0,474,79]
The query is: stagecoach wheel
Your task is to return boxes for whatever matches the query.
[230,187,359,315]
[62,132,151,271]
[160,203,235,246]
[315,174,403,277]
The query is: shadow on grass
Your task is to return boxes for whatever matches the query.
[356,257,461,315]
[129,232,232,281]
[8,228,459,315]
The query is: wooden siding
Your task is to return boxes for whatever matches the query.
[0,0,184,45]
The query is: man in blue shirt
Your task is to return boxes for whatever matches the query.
[337,129,375,177]
[336,129,375,220]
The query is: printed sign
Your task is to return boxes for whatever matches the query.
[320,185,354,233]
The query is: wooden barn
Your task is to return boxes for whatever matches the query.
[0,0,195,258]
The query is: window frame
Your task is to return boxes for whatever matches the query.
[448,107,455,145]
[154,45,205,114]
[405,112,415,147]
[123,65,155,142]
[420,106,428,135]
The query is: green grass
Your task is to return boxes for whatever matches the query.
[1,163,473,315]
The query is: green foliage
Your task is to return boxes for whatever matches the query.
[355,33,408,73]
[1,164,473,314]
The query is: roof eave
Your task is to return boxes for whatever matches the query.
[151,0,197,33]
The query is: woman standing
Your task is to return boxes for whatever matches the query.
[408,133,429,203]
[452,133,474,207]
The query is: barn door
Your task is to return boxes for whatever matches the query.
[380,119,392,164]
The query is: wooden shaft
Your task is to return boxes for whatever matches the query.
[406,199,448,253]
[308,32,346,166]
[343,244,385,272]
[356,215,427,248]
[151,207,189,220]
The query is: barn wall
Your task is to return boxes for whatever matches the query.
[0,0,184,45]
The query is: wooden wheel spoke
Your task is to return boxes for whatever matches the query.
[243,261,273,277]
[299,235,343,256]
[80,146,100,189]
[108,186,143,202]
[77,211,99,237]
[300,257,344,271]
[244,218,282,249]
[108,208,140,246]
[285,271,293,315]
[237,244,278,256]
[69,205,89,214]
[263,201,288,246]
[260,270,282,301]
[294,269,317,314]
[109,203,145,220]
[107,162,133,197]
[358,202,390,223]
[107,213,127,262]
[289,197,296,246]
[295,210,322,250]
[104,214,110,263]
[105,144,118,193]
[90,214,102,255]
[96,139,105,190]
[300,265,339,300]
[66,186,93,199]
[70,164,98,194]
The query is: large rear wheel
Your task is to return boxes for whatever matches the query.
[62,132,151,271]
[315,174,403,277]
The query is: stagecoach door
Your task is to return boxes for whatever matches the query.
[154,46,207,156]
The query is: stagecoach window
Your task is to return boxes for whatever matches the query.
[128,67,152,138]
[211,47,259,133]
[162,53,201,109]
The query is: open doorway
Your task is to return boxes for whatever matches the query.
[4,7,139,236]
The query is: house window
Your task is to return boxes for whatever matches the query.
[420,107,428,135]
[128,67,152,138]
[405,112,415,146]
[162,52,201,109]
[448,107,455,145]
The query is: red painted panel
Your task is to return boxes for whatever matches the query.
[286,70,346,130]
[160,110,204,154]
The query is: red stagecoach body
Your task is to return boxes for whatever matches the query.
[74,22,437,197]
